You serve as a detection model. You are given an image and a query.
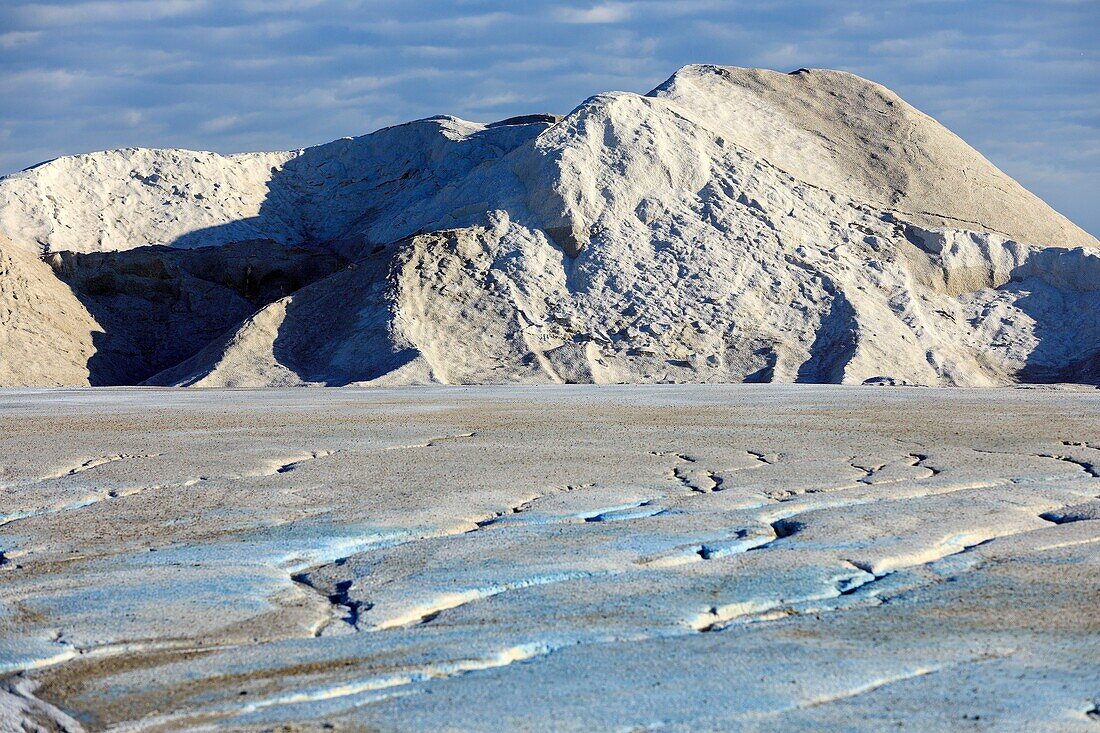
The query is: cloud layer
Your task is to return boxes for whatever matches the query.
[1,0,1097,235]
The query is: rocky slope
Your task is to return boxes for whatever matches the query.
[0,65,1096,387]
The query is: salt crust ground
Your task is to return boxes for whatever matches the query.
[0,385,1097,731]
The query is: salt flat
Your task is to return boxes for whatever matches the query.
[0,385,1098,731]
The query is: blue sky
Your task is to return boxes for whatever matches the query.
[1,0,1097,235]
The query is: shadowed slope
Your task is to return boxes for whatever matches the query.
[49,242,343,385]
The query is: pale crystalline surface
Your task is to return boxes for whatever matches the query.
[0,66,1097,388]
[0,385,1097,731]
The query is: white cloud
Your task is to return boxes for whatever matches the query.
[235,0,330,12]
[460,91,527,110]
[0,30,42,48]
[120,109,144,127]
[335,68,451,96]
[199,114,243,133]
[397,45,466,59]
[755,43,803,69]
[0,68,86,93]
[447,11,514,29]
[492,56,567,73]
[841,11,875,29]
[14,0,207,27]
[553,3,632,24]
[601,30,657,56]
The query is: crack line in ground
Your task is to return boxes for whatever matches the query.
[40,453,160,481]
[385,433,477,451]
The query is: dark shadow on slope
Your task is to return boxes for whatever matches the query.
[266,241,420,385]
[128,117,565,386]
[145,239,418,386]
[34,115,559,387]
[795,288,859,383]
[1001,248,1100,386]
[118,117,561,384]
[163,115,555,261]
[50,241,342,385]
[1021,351,1100,385]
[1010,294,1100,385]
[743,348,778,383]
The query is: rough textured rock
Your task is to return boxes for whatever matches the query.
[0,66,1097,388]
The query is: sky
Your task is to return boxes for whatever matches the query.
[0,0,1097,235]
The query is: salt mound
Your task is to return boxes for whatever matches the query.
[0,66,1096,387]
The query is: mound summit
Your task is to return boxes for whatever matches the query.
[1,65,1097,387]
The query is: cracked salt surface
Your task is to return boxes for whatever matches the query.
[0,385,1097,732]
